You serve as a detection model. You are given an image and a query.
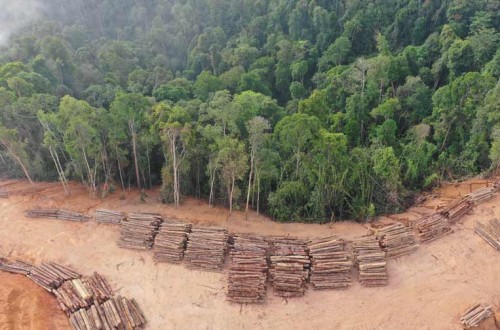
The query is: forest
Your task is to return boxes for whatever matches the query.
[0,0,499,222]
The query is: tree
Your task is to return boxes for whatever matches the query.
[218,137,248,213]
[0,124,34,184]
[245,116,270,216]
[110,92,151,189]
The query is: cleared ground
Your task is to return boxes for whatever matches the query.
[0,179,499,330]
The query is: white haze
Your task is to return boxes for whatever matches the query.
[0,0,44,46]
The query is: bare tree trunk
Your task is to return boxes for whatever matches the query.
[3,143,33,185]
[49,146,69,195]
[171,134,179,207]
[129,120,141,189]
[229,176,235,214]
[115,145,125,192]
[209,167,216,206]
[245,150,254,218]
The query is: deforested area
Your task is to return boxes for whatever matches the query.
[0,0,499,329]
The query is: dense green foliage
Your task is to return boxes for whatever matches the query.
[0,0,499,222]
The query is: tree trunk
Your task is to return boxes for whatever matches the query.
[49,146,69,195]
[245,150,254,218]
[3,143,33,185]
[129,120,141,189]
[229,176,235,214]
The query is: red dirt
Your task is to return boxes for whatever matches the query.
[0,179,499,330]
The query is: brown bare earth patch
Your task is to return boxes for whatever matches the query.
[0,179,499,330]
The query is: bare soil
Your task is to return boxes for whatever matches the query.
[0,179,499,330]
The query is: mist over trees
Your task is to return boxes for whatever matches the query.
[0,0,499,222]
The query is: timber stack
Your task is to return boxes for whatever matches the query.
[68,297,146,330]
[0,259,33,275]
[269,237,310,297]
[28,262,81,291]
[153,221,192,263]
[352,236,388,287]
[475,219,500,251]
[308,236,352,290]
[95,209,124,224]
[227,234,269,304]
[25,209,90,222]
[184,227,228,271]
[375,223,418,258]
[118,213,162,250]
[466,186,497,205]
[439,197,472,223]
[416,213,452,243]
[460,303,494,329]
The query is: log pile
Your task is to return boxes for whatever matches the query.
[54,279,94,313]
[0,190,8,198]
[466,187,497,205]
[375,224,418,258]
[475,219,500,251]
[460,303,494,329]
[69,297,146,330]
[439,197,472,223]
[416,213,452,243]
[308,236,352,290]
[95,209,124,224]
[83,272,113,304]
[269,237,310,297]
[153,221,192,263]
[0,259,32,275]
[227,234,269,304]
[25,209,90,222]
[118,213,163,250]
[28,262,81,291]
[352,236,388,287]
[184,227,228,270]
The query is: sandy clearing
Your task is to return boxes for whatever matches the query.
[0,179,498,330]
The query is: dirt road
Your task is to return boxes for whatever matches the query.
[0,180,498,330]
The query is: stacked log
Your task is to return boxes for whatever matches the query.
[460,303,494,329]
[227,234,269,303]
[54,279,93,313]
[25,209,90,222]
[118,213,163,250]
[439,197,472,223]
[69,297,146,330]
[308,236,352,290]
[475,219,500,251]
[352,236,388,287]
[416,213,452,243]
[153,221,192,263]
[269,237,310,297]
[95,209,124,224]
[83,272,113,304]
[28,262,81,291]
[184,227,228,271]
[375,224,418,258]
[0,259,32,275]
[466,187,496,205]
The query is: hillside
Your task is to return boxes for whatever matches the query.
[0,0,499,222]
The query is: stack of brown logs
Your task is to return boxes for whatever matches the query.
[25,209,90,222]
[184,227,228,270]
[69,297,146,330]
[467,186,497,205]
[416,213,452,243]
[352,236,388,287]
[269,237,310,297]
[0,259,32,275]
[28,262,81,291]
[475,219,500,251]
[95,209,124,224]
[376,224,418,258]
[118,213,162,250]
[460,303,494,329]
[440,197,472,223]
[227,234,269,303]
[308,236,352,290]
[54,279,94,313]
[153,221,192,263]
